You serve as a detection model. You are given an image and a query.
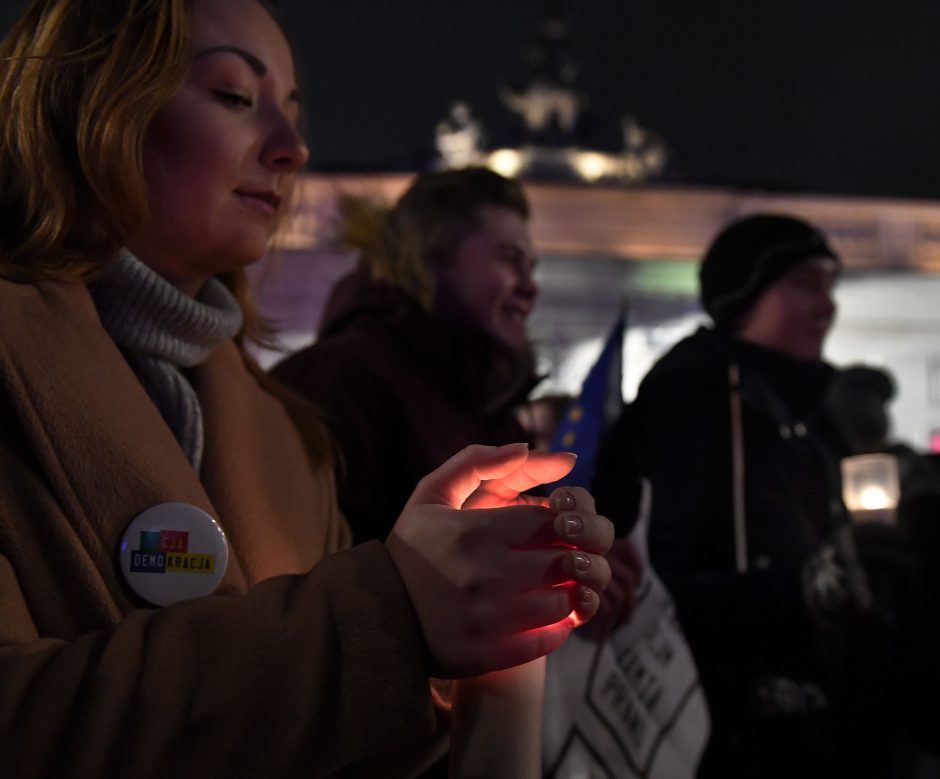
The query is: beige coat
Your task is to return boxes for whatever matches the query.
[0,278,439,777]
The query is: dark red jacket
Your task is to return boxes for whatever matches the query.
[272,263,535,543]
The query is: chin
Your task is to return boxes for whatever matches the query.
[221,239,271,271]
[499,333,529,352]
[795,345,824,362]
[492,320,529,350]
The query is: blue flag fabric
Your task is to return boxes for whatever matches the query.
[547,313,626,490]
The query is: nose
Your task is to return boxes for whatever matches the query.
[262,113,310,173]
[517,262,539,301]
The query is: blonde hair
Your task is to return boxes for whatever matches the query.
[0,0,193,281]
[0,1,281,338]
[0,0,332,465]
[338,167,530,310]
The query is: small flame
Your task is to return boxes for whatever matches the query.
[518,609,580,638]
[567,609,586,628]
[859,485,891,510]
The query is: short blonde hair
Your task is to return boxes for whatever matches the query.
[0,0,191,281]
[339,167,530,310]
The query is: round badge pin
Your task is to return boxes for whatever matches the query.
[119,502,229,607]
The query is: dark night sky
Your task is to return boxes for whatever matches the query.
[4,1,940,200]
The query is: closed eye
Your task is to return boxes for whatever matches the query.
[213,89,253,109]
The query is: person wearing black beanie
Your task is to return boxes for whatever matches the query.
[699,213,839,331]
[594,213,914,778]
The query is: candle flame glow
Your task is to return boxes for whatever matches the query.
[859,485,891,510]
[519,610,580,638]
[567,609,586,628]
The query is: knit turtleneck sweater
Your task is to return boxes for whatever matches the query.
[89,252,243,470]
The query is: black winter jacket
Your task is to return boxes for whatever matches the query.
[596,327,899,779]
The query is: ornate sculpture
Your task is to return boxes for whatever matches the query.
[433,3,672,186]
[500,4,586,147]
[435,101,486,170]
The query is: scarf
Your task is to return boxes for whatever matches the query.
[89,252,243,470]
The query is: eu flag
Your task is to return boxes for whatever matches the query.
[547,312,627,489]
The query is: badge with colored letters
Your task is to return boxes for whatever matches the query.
[119,502,228,606]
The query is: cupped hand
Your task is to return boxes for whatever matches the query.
[386,443,615,677]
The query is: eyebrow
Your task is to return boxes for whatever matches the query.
[194,45,301,104]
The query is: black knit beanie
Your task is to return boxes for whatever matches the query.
[699,213,839,328]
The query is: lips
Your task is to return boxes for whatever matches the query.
[501,306,531,343]
[234,189,281,215]
[504,303,532,320]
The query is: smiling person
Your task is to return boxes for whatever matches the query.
[273,168,542,544]
[595,213,909,778]
[0,2,614,777]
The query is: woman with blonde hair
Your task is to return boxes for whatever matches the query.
[0,2,613,776]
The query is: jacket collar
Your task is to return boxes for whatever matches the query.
[319,262,538,414]
[694,326,834,418]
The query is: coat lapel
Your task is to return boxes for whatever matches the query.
[0,278,248,616]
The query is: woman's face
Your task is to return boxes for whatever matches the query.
[127,0,308,294]
[433,205,539,351]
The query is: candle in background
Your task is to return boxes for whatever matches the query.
[841,453,900,525]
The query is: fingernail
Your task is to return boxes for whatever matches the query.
[572,552,591,574]
[559,513,584,537]
[576,585,595,608]
[551,491,576,512]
